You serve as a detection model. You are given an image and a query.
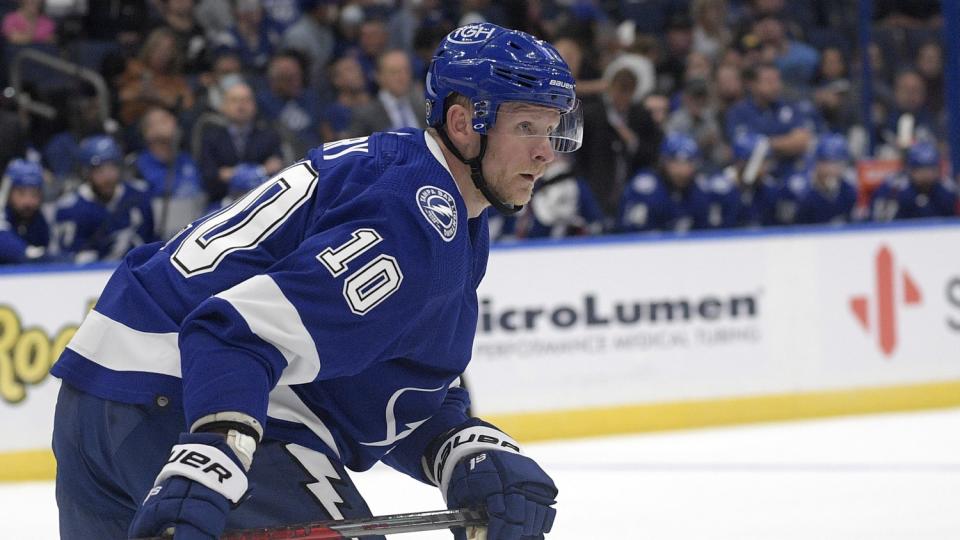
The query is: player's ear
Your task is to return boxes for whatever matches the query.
[445,102,474,144]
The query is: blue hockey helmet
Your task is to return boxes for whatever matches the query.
[661,132,700,162]
[425,23,581,215]
[905,140,940,169]
[78,135,123,168]
[732,132,767,162]
[425,22,581,152]
[815,133,850,162]
[4,158,43,189]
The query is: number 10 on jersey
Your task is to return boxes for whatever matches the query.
[317,228,404,316]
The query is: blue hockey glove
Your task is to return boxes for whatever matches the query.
[428,420,558,540]
[128,432,251,540]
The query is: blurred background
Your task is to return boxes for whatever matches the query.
[1,0,959,538]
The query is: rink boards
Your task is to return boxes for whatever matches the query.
[2,221,960,480]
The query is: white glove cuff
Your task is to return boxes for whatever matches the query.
[427,426,522,502]
[154,443,248,503]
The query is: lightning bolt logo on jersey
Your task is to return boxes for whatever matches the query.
[52,128,489,474]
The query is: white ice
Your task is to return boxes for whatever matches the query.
[3,408,959,539]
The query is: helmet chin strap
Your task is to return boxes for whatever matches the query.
[437,126,523,215]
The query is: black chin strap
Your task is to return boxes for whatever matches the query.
[437,126,523,215]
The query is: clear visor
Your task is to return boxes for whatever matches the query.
[493,98,583,153]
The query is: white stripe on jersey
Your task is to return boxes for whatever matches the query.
[267,385,342,459]
[67,310,181,376]
[215,274,321,385]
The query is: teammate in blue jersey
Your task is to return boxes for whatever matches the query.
[618,132,711,233]
[0,159,51,263]
[53,135,157,262]
[51,23,579,540]
[725,63,815,180]
[706,132,785,228]
[870,140,958,221]
[795,134,860,225]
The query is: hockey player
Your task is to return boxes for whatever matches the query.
[618,132,711,233]
[53,135,157,262]
[0,159,51,263]
[706,132,783,228]
[795,133,860,225]
[51,23,577,540]
[870,140,958,221]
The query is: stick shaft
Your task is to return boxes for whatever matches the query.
[213,508,486,539]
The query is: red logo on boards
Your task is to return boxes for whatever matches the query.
[849,246,922,356]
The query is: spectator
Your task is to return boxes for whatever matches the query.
[725,62,813,179]
[706,131,783,228]
[348,50,426,137]
[713,62,745,116]
[575,68,662,222]
[2,0,55,45]
[691,0,730,62]
[795,133,859,225]
[879,69,938,151]
[618,133,711,233]
[752,15,819,95]
[43,91,104,186]
[666,77,724,171]
[213,0,280,73]
[656,12,695,96]
[198,78,283,203]
[191,50,244,116]
[117,27,196,126]
[553,36,607,101]
[387,0,446,55]
[282,0,338,89]
[643,93,671,127]
[870,140,958,221]
[915,41,944,116]
[0,159,50,264]
[133,107,205,239]
[257,50,322,156]
[151,0,209,74]
[812,47,856,134]
[53,136,156,263]
[320,56,371,143]
[489,158,604,241]
[354,19,391,93]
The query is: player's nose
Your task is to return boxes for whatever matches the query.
[532,137,556,164]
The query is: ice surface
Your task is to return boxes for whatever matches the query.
[3,408,959,539]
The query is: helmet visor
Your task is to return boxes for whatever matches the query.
[493,98,583,153]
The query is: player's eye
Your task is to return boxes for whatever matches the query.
[517,121,535,135]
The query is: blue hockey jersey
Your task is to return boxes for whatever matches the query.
[869,173,959,221]
[618,169,711,233]
[795,176,859,225]
[53,182,157,261]
[0,205,50,263]
[51,129,485,482]
[705,169,783,228]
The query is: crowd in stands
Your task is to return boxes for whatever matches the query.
[0,0,958,264]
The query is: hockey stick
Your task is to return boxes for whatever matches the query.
[139,508,487,539]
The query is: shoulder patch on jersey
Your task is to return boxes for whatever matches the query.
[631,173,658,194]
[416,185,458,242]
[788,174,809,195]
